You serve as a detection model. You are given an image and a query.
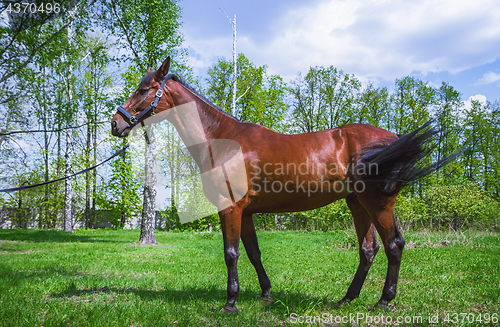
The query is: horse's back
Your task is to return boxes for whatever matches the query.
[238,123,397,157]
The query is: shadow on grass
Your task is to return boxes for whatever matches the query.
[1,266,93,282]
[50,285,334,315]
[0,229,130,243]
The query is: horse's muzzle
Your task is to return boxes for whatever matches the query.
[111,118,130,137]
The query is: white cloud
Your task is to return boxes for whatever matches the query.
[260,0,500,81]
[184,0,500,83]
[463,94,487,111]
[476,72,500,85]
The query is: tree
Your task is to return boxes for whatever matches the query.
[434,82,463,185]
[390,76,435,196]
[63,8,77,233]
[0,1,97,154]
[7,7,91,229]
[0,0,95,85]
[102,0,187,243]
[219,9,238,116]
[357,83,390,128]
[488,102,500,199]
[80,36,115,228]
[206,53,289,132]
[289,71,327,133]
[463,100,500,198]
[205,57,233,111]
[390,76,434,135]
[289,66,360,133]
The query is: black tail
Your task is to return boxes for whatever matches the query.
[358,121,462,196]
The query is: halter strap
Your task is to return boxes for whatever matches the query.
[116,74,169,127]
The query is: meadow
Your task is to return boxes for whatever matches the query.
[0,228,498,326]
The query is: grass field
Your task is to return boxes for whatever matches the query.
[0,228,498,326]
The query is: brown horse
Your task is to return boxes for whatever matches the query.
[111,57,447,313]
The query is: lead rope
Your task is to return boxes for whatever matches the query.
[0,134,147,193]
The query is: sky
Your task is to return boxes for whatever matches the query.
[180,0,500,107]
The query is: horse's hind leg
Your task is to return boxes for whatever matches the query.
[357,190,405,309]
[336,195,380,307]
[241,214,274,303]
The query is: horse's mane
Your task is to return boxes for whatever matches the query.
[165,74,241,122]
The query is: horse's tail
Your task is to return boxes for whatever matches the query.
[357,120,461,196]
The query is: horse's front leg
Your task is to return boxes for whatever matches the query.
[219,206,243,313]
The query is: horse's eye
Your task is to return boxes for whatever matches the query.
[138,88,148,95]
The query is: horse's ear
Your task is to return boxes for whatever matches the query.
[147,67,154,74]
[154,56,170,82]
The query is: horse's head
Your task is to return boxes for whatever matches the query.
[111,57,172,137]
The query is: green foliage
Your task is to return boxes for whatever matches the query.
[286,200,353,231]
[205,57,232,108]
[357,83,391,128]
[394,194,430,230]
[101,0,185,72]
[289,65,361,133]
[159,202,219,232]
[0,0,95,87]
[205,54,289,132]
[425,184,500,229]
[254,200,353,231]
[463,101,500,199]
[394,184,499,230]
[95,143,142,228]
[121,66,145,97]
[390,76,434,135]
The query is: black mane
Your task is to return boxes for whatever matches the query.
[165,74,240,121]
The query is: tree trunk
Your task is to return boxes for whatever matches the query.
[231,14,237,116]
[91,102,98,229]
[120,140,127,228]
[85,116,91,228]
[63,15,74,233]
[64,127,73,233]
[140,125,157,244]
[42,66,49,229]
[55,125,62,228]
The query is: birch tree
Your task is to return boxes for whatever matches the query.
[80,37,114,228]
[63,18,74,233]
[102,0,186,243]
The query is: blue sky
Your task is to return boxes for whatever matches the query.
[180,0,500,107]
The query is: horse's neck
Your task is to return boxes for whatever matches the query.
[162,88,237,172]
[166,84,237,147]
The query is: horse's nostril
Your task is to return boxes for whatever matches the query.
[111,120,117,128]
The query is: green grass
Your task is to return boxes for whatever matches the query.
[0,228,498,326]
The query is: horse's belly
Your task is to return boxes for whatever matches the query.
[245,177,351,213]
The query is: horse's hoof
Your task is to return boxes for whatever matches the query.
[260,296,275,305]
[333,297,351,309]
[220,305,238,314]
[371,300,391,311]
